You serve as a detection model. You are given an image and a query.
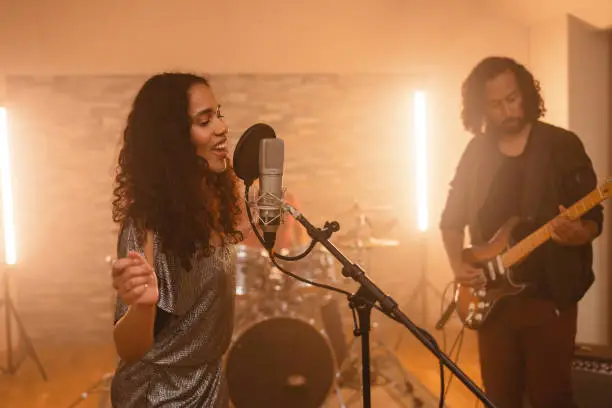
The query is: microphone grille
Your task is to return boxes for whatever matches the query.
[260,138,284,170]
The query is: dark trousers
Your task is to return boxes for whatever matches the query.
[477,296,578,408]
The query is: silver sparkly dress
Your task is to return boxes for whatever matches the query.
[110,218,236,408]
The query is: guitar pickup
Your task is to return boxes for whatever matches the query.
[487,256,506,281]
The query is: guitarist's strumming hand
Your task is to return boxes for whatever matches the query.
[451,261,486,288]
[551,205,599,246]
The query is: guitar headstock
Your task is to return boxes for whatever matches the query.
[598,177,612,199]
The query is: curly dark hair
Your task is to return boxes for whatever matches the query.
[112,73,243,270]
[461,56,546,136]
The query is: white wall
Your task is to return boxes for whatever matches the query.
[568,16,611,345]
[529,17,570,128]
[0,0,528,76]
[530,14,611,345]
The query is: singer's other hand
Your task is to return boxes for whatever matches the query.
[112,251,159,306]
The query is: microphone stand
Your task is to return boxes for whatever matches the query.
[281,203,496,408]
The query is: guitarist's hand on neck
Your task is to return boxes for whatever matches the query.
[551,205,599,246]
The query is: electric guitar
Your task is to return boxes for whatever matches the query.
[455,177,612,330]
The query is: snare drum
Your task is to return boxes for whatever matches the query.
[226,311,336,408]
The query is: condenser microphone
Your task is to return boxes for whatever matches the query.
[258,137,284,251]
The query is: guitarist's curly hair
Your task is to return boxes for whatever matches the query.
[461,56,546,136]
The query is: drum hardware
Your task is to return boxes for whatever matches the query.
[336,236,400,250]
[333,201,399,274]
[331,207,402,334]
[334,201,398,246]
[64,372,114,408]
[234,244,270,299]
[335,201,394,218]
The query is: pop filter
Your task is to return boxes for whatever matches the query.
[233,123,276,186]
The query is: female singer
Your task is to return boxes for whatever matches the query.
[109,72,245,407]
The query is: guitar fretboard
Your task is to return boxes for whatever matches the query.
[501,187,605,268]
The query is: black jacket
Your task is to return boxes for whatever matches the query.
[440,121,604,309]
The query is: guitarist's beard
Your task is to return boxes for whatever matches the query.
[488,117,528,137]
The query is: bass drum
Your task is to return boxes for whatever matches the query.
[226,313,336,408]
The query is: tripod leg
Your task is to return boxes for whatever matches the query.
[373,337,446,406]
[7,297,48,380]
[323,380,347,408]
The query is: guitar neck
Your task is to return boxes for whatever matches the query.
[501,188,604,268]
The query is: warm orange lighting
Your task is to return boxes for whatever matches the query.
[0,107,17,265]
[413,91,428,232]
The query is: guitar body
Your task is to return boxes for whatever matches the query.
[453,177,612,330]
[455,217,527,330]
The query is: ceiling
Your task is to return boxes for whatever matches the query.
[477,0,612,30]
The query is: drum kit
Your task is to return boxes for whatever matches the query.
[225,202,442,408]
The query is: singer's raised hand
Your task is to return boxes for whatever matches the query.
[112,251,159,306]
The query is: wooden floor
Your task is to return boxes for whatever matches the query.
[0,322,483,408]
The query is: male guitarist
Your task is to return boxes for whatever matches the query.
[440,56,604,408]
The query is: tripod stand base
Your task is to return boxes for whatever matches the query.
[0,295,48,380]
[328,335,447,408]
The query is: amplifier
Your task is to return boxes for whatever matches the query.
[571,343,612,407]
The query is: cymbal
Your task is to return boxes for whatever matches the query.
[336,218,398,241]
[336,237,400,250]
[336,201,393,217]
